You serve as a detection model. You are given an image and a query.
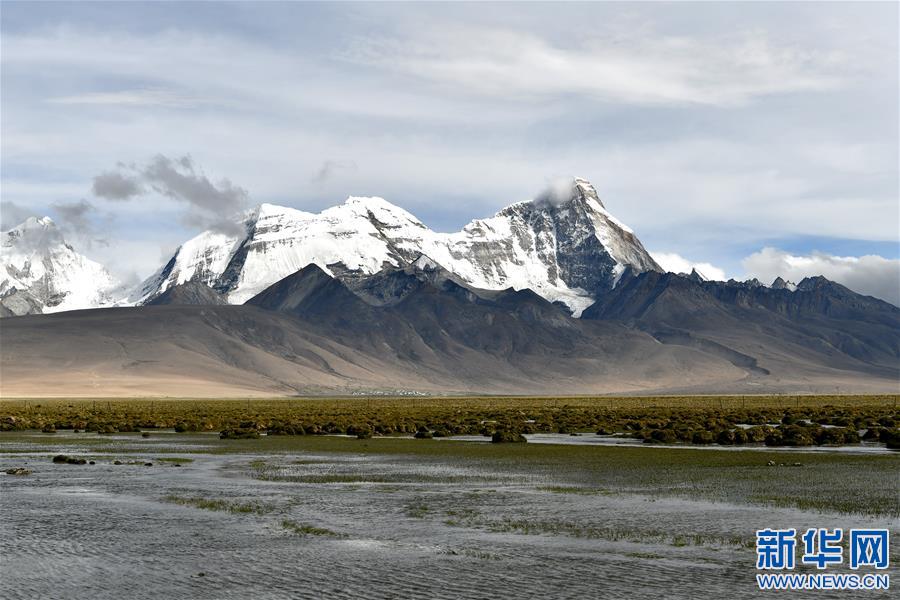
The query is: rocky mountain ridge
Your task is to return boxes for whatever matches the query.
[0,217,121,317]
[127,178,662,316]
[3,262,896,396]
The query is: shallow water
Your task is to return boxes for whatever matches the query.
[0,436,895,599]
[444,432,895,454]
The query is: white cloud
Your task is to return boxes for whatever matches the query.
[742,247,900,306]
[1,27,526,125]
[46,89,207,108]
[650,252,727,281]
[0,6,895,284]
[345,27,847,106]
[586,138,899,245]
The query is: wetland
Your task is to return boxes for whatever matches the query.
[1,396,897,599]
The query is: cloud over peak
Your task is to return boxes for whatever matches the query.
[92,155,250,234]
[742,247,900,306]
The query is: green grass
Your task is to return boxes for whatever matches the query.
[280,519,342,537]
[163,494,274,515]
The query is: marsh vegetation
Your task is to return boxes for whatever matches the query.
[2,395,897,449]
[163,494,274,515]
[1,406,897,600]
[280,519,343,537]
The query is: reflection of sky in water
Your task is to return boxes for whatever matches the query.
[441,433,895,454]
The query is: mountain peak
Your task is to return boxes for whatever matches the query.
[342,195,395,209]
[1,214,120,316]
[252,202,312,222]
[771,276,797,291]
[336,196,426,228]
[5,215,57,234]
[21,215,56,229]
[796,275,846,293]
[4,215,65,249]
[689,268,707,282]
[505,177,640,241]
[527,176,605,211]
[572,177,604,206]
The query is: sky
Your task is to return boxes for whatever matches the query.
[2,1,898,303]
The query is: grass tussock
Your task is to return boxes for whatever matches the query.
[280,519,342,537]
[163,494,273,515]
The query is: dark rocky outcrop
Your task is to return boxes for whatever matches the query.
[145,281,226,306]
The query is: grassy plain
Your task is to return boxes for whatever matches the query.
[2,394,897,446]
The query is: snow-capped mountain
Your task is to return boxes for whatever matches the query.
[131,178,662,315]
[1,217,121,316]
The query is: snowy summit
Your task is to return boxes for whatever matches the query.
[128,177,661,316]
